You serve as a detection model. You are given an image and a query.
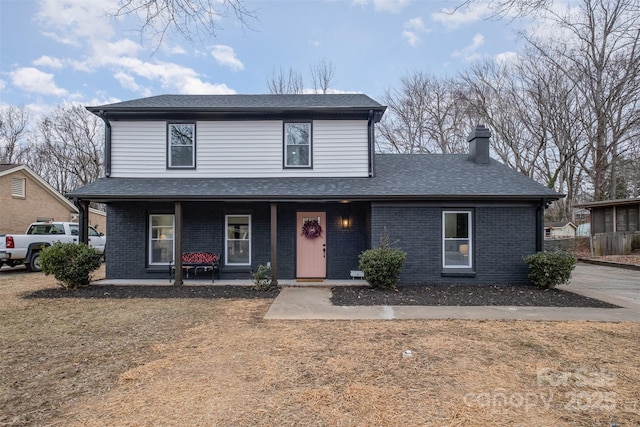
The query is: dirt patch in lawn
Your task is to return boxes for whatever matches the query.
[2,269,639,427]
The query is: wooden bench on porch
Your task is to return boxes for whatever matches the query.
[170,252,220,283]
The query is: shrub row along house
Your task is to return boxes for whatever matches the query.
[68,94,561,285]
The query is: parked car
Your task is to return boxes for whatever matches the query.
[0,222,106,272]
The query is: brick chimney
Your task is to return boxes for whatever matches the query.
[468,124,491,164]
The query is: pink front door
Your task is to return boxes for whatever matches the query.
[296,212,327,279]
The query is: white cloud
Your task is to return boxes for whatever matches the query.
[373,0,409,13]
[116,57,235,94]
[37,0,117,44]
[352,0,409,13]
[402,30,420,47]
[495,51,520,66]
[433,2,491,29]
[309,40,321,47]
[28,0,235,100]
[210,45,244,71]
[33,55,64,69]
[402,17,430,47]
[179,78,236,95]
[166,44,187,55]
[67,39,143,72]
[114,71,139,91]
[452,33,485,61]
[0,79,6,92]
[10,67,68,96]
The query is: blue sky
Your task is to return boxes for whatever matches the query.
[0,0,528,113]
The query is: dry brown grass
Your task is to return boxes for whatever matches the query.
[1,268,639,427]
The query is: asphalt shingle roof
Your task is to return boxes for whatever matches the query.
[67,154,561,202]
[0,164,21,173]
[87,94,385,111]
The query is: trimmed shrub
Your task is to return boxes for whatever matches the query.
[359,230,406,289]
[524,250,577,289]
[251,264,273,291]
[39,242,102,289]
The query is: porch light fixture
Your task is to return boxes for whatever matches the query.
[341,215,351,230]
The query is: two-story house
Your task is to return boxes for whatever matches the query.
[68,94,561,285]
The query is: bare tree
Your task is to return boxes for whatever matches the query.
[267,67,304,94]
[310,59,336,94]
[377,72,472,154]
[109,0,257,52]
[528,0,640,200]
[0,105,30,164]
[267,59,337,94]
[30,105,104,194]
[452,0,553,18]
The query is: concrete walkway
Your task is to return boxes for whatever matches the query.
[265,263,640,322]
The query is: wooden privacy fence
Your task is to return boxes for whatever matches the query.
[592,232,640,256]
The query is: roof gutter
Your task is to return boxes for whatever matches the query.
[95,110,111,177]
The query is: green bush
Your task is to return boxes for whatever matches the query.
[39,242,102,289]
[251,264,273,291]
[358,230,406,289]
[524,250,577,289]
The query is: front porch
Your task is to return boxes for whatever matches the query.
[100,200,371,283]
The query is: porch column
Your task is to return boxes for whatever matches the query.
[74,199,90,245]
[270,202,278,285]
[174,201,183,286]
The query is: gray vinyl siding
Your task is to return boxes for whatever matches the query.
[109,120,369,178]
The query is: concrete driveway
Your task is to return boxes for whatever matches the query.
[266,263,640,321]
[567,262,640,312]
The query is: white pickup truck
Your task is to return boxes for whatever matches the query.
[0,222,106,272]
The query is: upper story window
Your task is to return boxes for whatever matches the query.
[284,122,312,168]
[12,177,26,198]
[167,123,196,169]
[442,210,473,269]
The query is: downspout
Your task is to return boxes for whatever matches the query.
[367,109,375,177]
[97,110,111,177]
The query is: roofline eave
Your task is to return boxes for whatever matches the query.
[67,194,563,203]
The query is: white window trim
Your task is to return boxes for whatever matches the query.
[12,177,26,198]
[442,210,473,269]
[149,214,175,266]
[167,123,196,169]
[284,122,312,168]
[225,214,251,266]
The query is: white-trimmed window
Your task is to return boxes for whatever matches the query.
[442,211,472,268]
[284,122,311,167]
[225,215,251,265]
[149,214,174,265]
[12,177,26,197]
[168,123,196,168]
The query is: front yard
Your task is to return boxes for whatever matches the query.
[1,268,639,426]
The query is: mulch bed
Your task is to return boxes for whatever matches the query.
[24,285,281,299]
[331,284,621,308]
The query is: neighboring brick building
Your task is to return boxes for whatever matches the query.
[0,164,105,234]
